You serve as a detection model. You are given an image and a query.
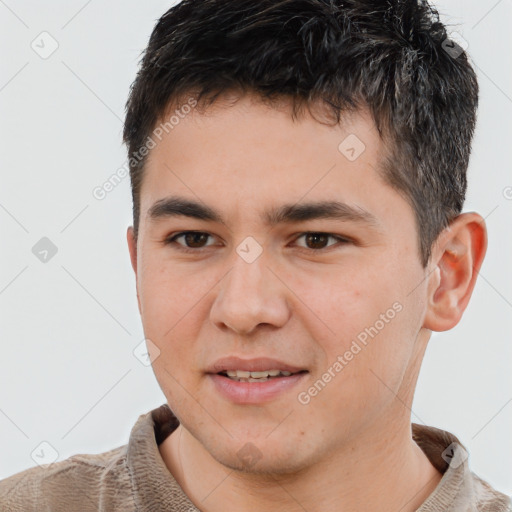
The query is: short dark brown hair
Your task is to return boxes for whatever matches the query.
[123,0,479,268]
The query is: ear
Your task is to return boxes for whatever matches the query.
[423,212,487,332]
[127,226,141,315]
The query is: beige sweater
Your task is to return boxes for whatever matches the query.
[1,403,510,511]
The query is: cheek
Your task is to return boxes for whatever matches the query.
[293,263,394,347]
[138,256,205,335]
[136,265,197,384]
[300,262,416,397]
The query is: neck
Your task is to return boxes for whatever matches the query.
[159,414,442,512]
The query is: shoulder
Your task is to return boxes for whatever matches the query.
[471,472,512,512]
[411,423,511,511]
[0,444,137,512]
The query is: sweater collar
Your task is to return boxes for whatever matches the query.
[127,403,199,511]
[126,403,479,512]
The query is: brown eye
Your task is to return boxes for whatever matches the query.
[164,231,351,254]
[304,233,330,249]
[181,232,210,248]
[165,231,214,250]
[294,232,351,251]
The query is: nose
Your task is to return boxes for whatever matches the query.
[209,250,290,336]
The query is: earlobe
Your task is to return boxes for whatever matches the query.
[423,213,487,332]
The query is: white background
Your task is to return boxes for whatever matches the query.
[1,0,511,496]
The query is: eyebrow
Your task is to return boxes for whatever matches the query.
[147,195,382,230]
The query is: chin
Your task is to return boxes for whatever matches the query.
[206,436,311,476]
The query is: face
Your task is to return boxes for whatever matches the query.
[127,93,432,474]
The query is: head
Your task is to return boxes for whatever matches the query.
[124,0,486,474]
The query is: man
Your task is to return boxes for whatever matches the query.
[1,0,510,510]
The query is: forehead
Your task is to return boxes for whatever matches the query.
[148,91,381,167]
[139,93,408,232]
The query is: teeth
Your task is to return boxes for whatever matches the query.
[225,369,294,379]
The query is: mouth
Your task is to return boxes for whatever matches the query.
[206,356,309,403]
[216,369,309,382]
[209,369,309,404]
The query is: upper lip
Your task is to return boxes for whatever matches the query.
[207,356,307,374]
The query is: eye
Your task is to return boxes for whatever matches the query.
[164,231,216,252]
[164,230,351,253]
[293,232,351,251]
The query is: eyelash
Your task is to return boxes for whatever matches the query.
[163,231,352,254]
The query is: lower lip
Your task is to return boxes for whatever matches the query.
[208,372,308,404]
